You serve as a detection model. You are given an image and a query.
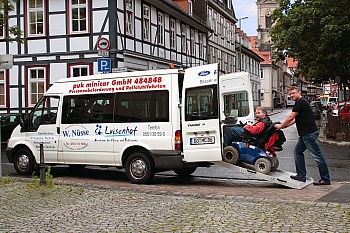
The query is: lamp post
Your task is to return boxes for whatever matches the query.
[238,17,248,71]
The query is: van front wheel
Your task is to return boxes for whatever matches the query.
[14,149,35,175]
[125,153,155,184]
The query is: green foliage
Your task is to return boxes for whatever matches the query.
[270,0,350,88]
[28,166,54,188]
[0,175,13,185]
[0,0,25,43]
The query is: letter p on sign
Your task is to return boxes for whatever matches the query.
[98,58,111,73]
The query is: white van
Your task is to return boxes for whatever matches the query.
[6,64,254,184]
[286,95,295,107]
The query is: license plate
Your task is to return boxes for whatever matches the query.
[190,136,215,145]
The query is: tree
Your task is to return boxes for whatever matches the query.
[270,0,350,98]
[0,0,25,43]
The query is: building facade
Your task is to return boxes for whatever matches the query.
[194,0,263,108]
[0,0,209,113]
[1,0,265,113]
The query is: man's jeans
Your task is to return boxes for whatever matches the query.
[294,131,330,181]
[224,126,244,147]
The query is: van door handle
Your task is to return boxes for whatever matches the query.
[57,127,60,134]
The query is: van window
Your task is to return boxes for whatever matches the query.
[62,93,115,124]
[61,90,169,124]
[30,96,59,129]
[116,90,169,122]
[223,91,250,117]
[185,85,218,121]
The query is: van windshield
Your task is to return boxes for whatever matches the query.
[185,85,218,121]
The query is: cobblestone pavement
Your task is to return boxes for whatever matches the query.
[0,177,349,233]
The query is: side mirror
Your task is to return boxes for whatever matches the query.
[19,114,29,132]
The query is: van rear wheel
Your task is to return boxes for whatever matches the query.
[125,152,155,184]
[14,149,35,175]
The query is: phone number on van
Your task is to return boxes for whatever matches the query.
[143,132,165,136]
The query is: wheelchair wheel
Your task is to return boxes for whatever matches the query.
[222,146,240,165]
[254,158,271,174]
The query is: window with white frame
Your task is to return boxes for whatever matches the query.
[28,67,46,106]
[170,19,176,49]
[190,29,195,55]
[126,0,134,36]
[213,48,217,63]
[70,64,90,77]
[0,70,5,106]
[208,46,213,63]
[70,0,88,33]
[199,33,203,59]
[220,17,224,37]
[231,23,234,43]
[27,0,45,36]
[181,24,186,53]
[188,0,193,16]
[216,14,221,35]
[227,0,232,9]
[143,5,150,41]
[158,12,164,46]
[208,8,212,29]
[213,12,217,32]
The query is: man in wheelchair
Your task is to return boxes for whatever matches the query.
[224,106,285,152]
[222,107,286,174]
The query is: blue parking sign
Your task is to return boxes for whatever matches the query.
[98,58,111,73]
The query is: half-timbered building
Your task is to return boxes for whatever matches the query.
[0,0,209,113]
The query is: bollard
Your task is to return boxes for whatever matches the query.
[39,143,46,185]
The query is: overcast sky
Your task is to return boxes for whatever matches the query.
[233,0,258,36]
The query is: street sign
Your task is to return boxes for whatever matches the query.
[98,50,109,57]
[97,58,111,73]
[0,54,13,69]
[97,37,110,51]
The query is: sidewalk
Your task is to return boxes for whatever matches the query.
[0,176,349,232]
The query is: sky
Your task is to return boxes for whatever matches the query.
[232,0,258,36]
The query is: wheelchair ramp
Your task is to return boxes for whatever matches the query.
[213,161,314,190]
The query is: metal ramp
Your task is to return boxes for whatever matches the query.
[212,161,314,189]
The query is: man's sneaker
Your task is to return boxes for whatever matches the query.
[313,180,331,185]
[290,175,306,182]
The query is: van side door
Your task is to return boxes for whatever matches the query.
[26,96,60,163]
[219,72,255,143]
[181,64,222,162]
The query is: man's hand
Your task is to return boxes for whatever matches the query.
[274,124,282,130]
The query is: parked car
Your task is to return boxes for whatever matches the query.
[311,105,321,120]
[0,113,24,143]
[310,101,322,111]
[339,103,350,120]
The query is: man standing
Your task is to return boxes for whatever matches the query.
[275,87,331,185]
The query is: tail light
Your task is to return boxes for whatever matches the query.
[175,130,182,151]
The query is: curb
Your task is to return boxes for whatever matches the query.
[318,137,350,147]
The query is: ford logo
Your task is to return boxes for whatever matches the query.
[198,70,210,76]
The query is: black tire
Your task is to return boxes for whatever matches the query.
[271,158,279,171]
[222,146,240,165]
[174,167,197,177]
[14,148,35,175]
[254,158,271,174]
[125,152,155,184]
